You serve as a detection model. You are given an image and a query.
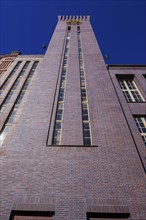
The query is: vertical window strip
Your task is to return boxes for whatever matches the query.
[0,61,39,147]
[0,61,22,92]
[0,61,30,111]
[52,32,70,145]
[78,31,92,146]
[119,79,145,102]
[134,116,146,146]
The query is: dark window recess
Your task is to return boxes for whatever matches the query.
[84,130,90,137]
[0,61,22,92]
[55,122,61,130]
[87,212,130,220]
[9,211,55,220]
[77,26,80,31]
[83,109,88,115]
[83,123,89,129]
[56,114,62,120]
[68,26,71,31]
[83,114,89,121]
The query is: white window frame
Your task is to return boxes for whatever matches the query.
[119,79,145,102]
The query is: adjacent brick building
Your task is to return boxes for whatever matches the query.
[0,15,146,220]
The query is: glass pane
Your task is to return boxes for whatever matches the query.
[127,80,135,89]
[131,91,143,102]
[84,130,90,137]
[56,114,62,121]
[84,138,91,146]
[83,123,89,129]
[142,128,146,133]
[123,91,132,102]
[55,122,61,129]
[82,109,88,115]
[83,114,88,120]
[54,130,61,138]
[82,103,87,109]
[57,109,63,114]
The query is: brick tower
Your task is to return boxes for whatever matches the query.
[0,16,146,220]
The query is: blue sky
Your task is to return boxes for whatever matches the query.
[0,0,146,64]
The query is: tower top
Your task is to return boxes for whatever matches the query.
[58,15,90,21]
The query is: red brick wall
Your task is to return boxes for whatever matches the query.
[0,17,145,220]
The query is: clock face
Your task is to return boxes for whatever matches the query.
[66,20,82,25]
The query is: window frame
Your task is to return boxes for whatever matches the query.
[134,116,146,146]
[119,79,145,102]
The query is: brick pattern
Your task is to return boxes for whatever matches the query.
[61,25,83,145]
[86,198,129,214]
[55,198,86,220]
[11,196,55,212]
[108,66,146,170]
[14,217,53,220]
[0,61,33,130]
[0,17,146,220]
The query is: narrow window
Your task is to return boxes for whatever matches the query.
[10,211,54,220]
[118,78,145,102]
[0,61,30,110]
[78,31,92,146]
[52,32,70,145]
[77,26,80,31]
[68,26,71,31]
[0,61,22,92]
[0,61,39,147]
[134,116,146,146]
[87,212,130,219]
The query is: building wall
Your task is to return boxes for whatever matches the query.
[0,55,43,147]
[108,65,146,170]
[0,52,21,76]
[0,16,145,220]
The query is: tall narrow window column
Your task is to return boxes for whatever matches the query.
[0,61,30,110]
[77,31,92,146]
[52,32,70,145]
[0,61,22,92]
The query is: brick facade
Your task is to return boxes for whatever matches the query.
[0,16,145,220]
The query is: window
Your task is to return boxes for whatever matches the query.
[87,212,130,219]
[0,61,39,147]
[0,61,30,108]
[9,196,55,220]
[52,32,70,145]
[68,26,71,31]
[0,61,22,92]
[78,31,92,146]
[77,26,80,31]
[118,79,145,102]
[89,218,129,220]
[10,211,54,220]
[134,116,146,146]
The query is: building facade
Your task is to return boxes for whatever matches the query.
[0,16,146,220]
[0,52,21,76]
